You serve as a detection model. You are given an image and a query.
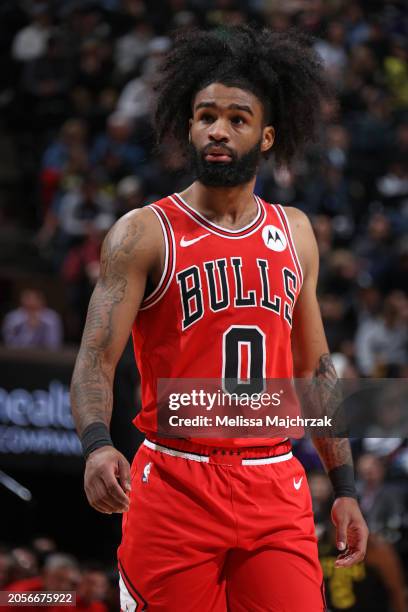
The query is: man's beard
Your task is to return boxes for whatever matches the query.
[188,139,262,187]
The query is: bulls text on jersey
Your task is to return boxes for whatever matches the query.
[176,257,297,331]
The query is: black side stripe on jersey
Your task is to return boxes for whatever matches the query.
[274,204,304,287]
[282,267,297,327]
[171,192,267,238]
[118,559,148,610]
[140,204,176,310]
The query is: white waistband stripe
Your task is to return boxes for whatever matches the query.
[241,451,293,465]
[143,439,293,465]
[143,439,210,462]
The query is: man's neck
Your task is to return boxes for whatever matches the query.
[179,180,258,230]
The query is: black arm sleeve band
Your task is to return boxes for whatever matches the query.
[328,464,357,499]
[81,422,113,460]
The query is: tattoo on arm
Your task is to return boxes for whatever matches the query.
[309,353,353,471]
[313,436,353,471]
[70,219,145,435]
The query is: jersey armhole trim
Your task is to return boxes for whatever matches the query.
[139,204,176,310]
[275,204,304,287]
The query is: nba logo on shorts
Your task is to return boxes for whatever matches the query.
[142,462,152,483]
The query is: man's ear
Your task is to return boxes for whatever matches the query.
[261,125,275,153]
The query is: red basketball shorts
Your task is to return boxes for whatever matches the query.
[117,438,326,611]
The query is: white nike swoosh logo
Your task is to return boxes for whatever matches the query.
[293,476,303,490]
[180,234,210,247]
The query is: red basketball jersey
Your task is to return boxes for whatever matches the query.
[131,192,303,447]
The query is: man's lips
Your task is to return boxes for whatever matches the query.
[204,153,232,162]
[203,148,233,162]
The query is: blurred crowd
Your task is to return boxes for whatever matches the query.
[0,1,407,610]
[0,537,119,611]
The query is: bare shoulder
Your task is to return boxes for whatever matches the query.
[101,206,163,275]
[283,206,313,233]
[104,206,162,252]
[282,206,317,279]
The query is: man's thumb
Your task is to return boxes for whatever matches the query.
[336,522,348,551]
[118,457,131,492]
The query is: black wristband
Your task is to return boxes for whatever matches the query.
[81,422,113,460]
[328,464,357,499]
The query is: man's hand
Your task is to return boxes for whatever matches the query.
[84,446,131,514]
[331,497,369,568]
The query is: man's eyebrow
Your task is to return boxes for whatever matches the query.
[195,101,254,116]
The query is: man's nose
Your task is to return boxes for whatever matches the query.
[208,118,229,142]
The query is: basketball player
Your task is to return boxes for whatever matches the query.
[71,27,368,611]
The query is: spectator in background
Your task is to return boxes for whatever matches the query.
[2,289,63,350]
[42,119,88,176]
[11,4,52,63]
[314,20,347,85]
[343,3,370,49]
[22,33,71,103]
[40,119,88,213]
[312,215,334,261]
[31,538,57,569]
[319,293,354,353]
[91,113,144,181]
[325,250,359,301]
[8,547,39,584]
[114,16,153,78]
[75,39,112,97]
[115,175,144,217]
[362,387,406,462]
[140,142,193,201]
[382,239,408,294]
[258,164,301,208]
[2,553,107,612]
[116,36,171,122]
[6,553,79,593]
[355,291,408,376]
[355,284,382,325]
[57,174,114,242]
[384,36,408,110]
[377,159,408,213]
[308,472,332,537]
[354,213,394,288]
[356,454,405,543]
[62,216,111,340]
[77,565,109,611]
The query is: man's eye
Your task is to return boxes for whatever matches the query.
[231,116,245,125]
[200,114,214,123]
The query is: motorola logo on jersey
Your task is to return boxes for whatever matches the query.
[262,225,287,252]
[176,258,297,330]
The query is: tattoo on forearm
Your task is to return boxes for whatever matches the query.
[70,219,145,435]
[313,437,353,471]
[308,353,353,471]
